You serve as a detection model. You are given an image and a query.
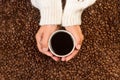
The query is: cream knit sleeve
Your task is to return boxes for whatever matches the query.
[31,0,62,25]
[62,0,96,26]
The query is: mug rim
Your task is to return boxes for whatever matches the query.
[48,30,76,57]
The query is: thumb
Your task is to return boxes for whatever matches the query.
[76,43,81,50]
[75,34,84,50]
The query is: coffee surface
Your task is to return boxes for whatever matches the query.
[51,32,74,56]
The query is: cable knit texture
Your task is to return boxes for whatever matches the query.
[31,0,62,25]
[62,0,96,26]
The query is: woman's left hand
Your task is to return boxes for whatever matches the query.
[61,25,84,61]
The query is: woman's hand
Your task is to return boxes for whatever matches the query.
[35,25,60,61]
[61,25,84,61]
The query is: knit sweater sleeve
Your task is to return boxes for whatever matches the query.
[62,0,96,27]
[31,0,62,25]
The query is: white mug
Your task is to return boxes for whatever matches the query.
[48,30,76,57]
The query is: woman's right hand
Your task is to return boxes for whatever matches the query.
[35,25,60,61]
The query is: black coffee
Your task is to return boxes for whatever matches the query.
[50,32,74,56]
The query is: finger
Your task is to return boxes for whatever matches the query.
[36,29,43,53]
[44,51,54,57]
[76,44,81,50]
[44,51,60,61]
[51,56,60,61]
[74,33,84,50]
[61,57,66,61]
[37,44,53,57]
[76,34,84,50]
[37,43,55,57]
[40,31,51,52]
[48,52,60,61]
[65,50,79,61]
[37,43,43,53]
[35,29,43,44]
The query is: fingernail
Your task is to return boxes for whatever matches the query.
[61,58,66,61]
[43,48,48,52]
[45,52,52,57]
[52,56,59,61]
[76,45,81,50]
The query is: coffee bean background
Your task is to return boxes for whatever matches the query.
[0,0,120,80]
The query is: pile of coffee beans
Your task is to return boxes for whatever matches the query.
[0,0,120,80]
